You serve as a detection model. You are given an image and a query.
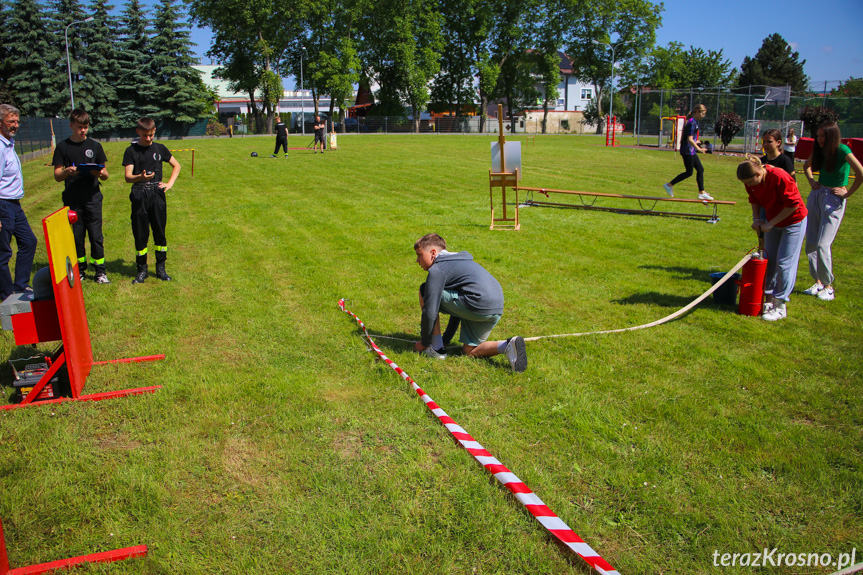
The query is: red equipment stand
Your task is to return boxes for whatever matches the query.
[0,517,147,575]
[605,115,623,147]
[0,207,163,410]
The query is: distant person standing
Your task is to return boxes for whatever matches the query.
[759,129,794,175]
[663,104,713,201]
[0,104,37,301]
[52,109,111,284]
[784,127,797,164]
[313,115,326,153]
[272,115,288,158]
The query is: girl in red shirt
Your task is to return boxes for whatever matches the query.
[737,158,808,321]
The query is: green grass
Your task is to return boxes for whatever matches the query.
[0,133,860,574]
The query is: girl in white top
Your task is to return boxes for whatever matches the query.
[784,127,797,163]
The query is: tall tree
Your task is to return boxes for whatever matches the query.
[292,0,360,125]
[0,0,12,103]
[189,0,296,133]
[49,0,91,116]
[5,0,60,115]
[151,0,211,123]
[488,0,538,133]
[115,0,159,125]
[563,0,661,133]
[632,42,736,89]
[532,0,572,133]
[737,33,808,93]
[831,77,863,98]
[357,0,443,131]
[75,0,121,131]
[430,0,485,117]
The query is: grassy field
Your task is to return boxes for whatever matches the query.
[0,133,860,574]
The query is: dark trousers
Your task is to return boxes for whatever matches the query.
[0,199,37,300]
[670,153,704,191]
[274,137,288,154]
[130,183,167,266]
[63,190,105,275]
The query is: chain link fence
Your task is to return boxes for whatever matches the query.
[14,118,71,159]
[632,87,863,152]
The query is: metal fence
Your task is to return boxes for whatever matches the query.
[630,87,863,151]
[231,114,590,136]
[14,118,71,158]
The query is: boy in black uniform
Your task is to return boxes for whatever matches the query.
[122,117,181,284]
[272,116,288,157]
[52,109,110,283]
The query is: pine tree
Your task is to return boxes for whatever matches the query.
[738,33,809,93]
[0,1,13,103]
[115,0,159,125]
[5,0,62,115]
[151,0,210,123]
[50,0,90,116]
[75,0,122,131]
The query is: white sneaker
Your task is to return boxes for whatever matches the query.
[761,300,774,315]
[504,336,527,372]
[762,302,787,321]
[817,287,835,301]
[803,283,823,295]
[422,346,447,360]
[698,192,714,201]
[663,183,674,197]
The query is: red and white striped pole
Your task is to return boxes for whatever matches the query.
[338,299,620,575]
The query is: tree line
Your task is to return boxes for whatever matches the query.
[0,0,213,132]
[2,0,835,136]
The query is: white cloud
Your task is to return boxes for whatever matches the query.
[822,45,834,53]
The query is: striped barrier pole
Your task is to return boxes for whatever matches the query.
[338,299,620,575]
[169,149,195,177]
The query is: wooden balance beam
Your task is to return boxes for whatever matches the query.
[517,186,736,224]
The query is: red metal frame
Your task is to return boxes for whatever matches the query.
[0,518,147,575]
[2,208,164,410]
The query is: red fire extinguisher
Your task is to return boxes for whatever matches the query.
[738,232,767,316]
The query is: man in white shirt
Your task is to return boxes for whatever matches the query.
[0,104,37,300]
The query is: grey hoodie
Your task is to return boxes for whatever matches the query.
[420,251,503,346]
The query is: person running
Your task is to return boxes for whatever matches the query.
[663,104,713,201]
[801,122,863,301]
[737,157,807,321]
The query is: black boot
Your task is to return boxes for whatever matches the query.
[132,264,148,284]
[155,262,172,281]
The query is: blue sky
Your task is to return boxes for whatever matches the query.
[183,0,863,89]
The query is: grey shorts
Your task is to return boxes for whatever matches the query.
[439,289,501,347]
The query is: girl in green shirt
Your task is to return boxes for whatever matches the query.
[803,123,863,301]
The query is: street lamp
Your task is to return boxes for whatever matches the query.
[300,45,306,135]
[65,16,94,111]
[591,39,633,127]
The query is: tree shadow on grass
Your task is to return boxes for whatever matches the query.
[638,263,730,282]
[612,290,736,311]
